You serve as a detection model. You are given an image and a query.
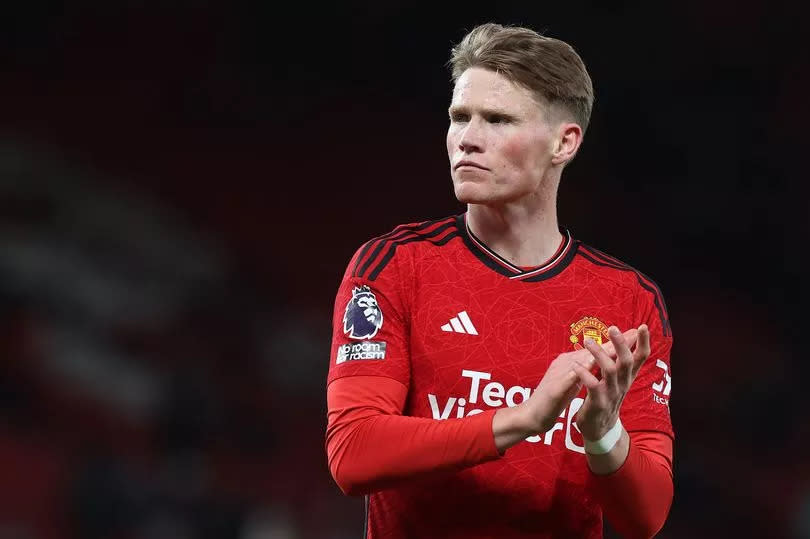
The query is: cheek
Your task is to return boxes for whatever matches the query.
[500,136,533,168]
[446,127,458,155]
[500,133,549,170]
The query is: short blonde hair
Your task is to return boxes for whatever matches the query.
[449,23,594,133]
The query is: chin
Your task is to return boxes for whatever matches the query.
[453,182,497,205]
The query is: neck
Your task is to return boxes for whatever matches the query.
[466,190,562,268]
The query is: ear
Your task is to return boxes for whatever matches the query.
[550,122,583,166]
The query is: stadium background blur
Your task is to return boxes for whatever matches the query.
[0,2,807,538]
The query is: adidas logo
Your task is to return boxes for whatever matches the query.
[441,311,478,335]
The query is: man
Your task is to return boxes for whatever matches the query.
[326,23,674,539]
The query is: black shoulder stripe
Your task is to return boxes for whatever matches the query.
[367,228,459,281]
[580,245,670,314]
[364,224,457,281]
[356,218,453,278]
[353,220,438,277]
[581,245,671,325]
[578,248,671,337]
[355,218,454,279]
[352,218,453,278]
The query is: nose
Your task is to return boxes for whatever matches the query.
[458,118,484,153]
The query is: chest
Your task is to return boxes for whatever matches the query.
[414,268,633,365]
[406,267,637,418]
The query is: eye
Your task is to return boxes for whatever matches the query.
[486,114,510,124]
[450,112,470,123]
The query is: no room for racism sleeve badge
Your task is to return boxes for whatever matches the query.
[343,285,384,340]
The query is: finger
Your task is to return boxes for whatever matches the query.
[583,337,617,389]
[607,326,633,365]
[569,348,598,373]
[571,360,600,390]
[561,372,584,403]
[608,326,634,387]
[570,353,598,378]
[600,328,638,357]
[570,328,638,376]
[631,324,651,376]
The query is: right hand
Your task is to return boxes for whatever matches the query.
[520,328,639,435]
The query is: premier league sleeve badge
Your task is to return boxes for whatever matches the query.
[343,285,384,340]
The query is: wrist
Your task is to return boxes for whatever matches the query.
[583,418,623,455]
[531,396,562,435]
[510,403,537,437]
[493,405,535,454]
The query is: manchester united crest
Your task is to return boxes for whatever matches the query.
[569,316,610,350]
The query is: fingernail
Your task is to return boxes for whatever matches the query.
[584,337,594,345]
[609,326,620,336]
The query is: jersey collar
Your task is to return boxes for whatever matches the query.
[455,213,578,282]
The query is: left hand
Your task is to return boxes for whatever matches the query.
[571,324,651,441]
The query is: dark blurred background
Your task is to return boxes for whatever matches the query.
[0,1,807,538]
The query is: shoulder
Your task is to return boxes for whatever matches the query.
[575,241,664,295]
[348,215,461,282]
[575,241,671,336]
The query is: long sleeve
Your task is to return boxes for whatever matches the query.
[589,431,674,538]
[584,266,675,537]
[326,375,501,496]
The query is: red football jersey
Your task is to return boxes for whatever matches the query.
[328,214,674,538]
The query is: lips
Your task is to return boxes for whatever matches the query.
[454,161,488,170]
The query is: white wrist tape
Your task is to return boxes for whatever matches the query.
[583,418,623,455]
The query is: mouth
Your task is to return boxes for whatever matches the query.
[454,161,489,171]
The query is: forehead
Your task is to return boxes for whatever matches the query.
[451,67,540,113]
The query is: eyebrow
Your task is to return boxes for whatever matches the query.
[448,105,515,118]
